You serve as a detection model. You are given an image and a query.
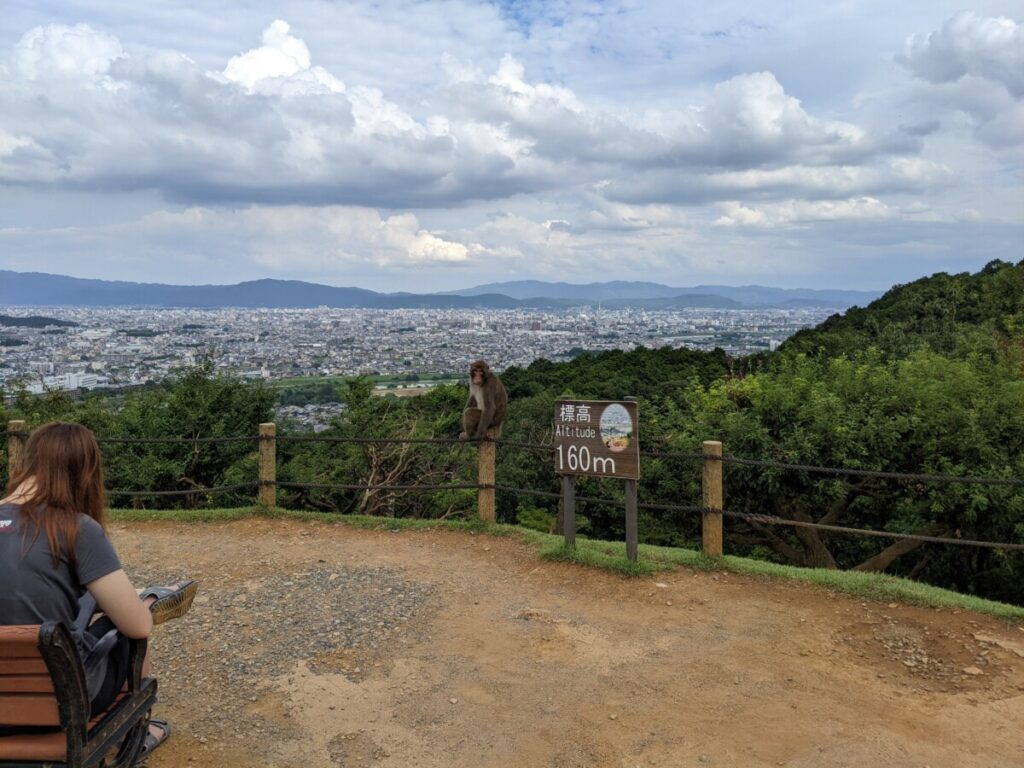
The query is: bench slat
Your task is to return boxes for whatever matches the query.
[0,627,39,643]
[0,659,49,676]
[0,675,55,694]
[0,729,66,763]
[0,640,40,659]
[0,693,61,726]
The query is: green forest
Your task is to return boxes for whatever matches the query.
[2,260,1022,604]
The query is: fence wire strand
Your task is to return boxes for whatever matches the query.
[276,435,462,446]
[98,436,259,445]
[495,485,561,500]
[494,484,629,507]
[278,481,486,492]
[496,439,555,453]
[715,453,1024,486]
[719,508,1024,550]
[107,482,259,498]
[638,501,705,514]
[641,450,706,461]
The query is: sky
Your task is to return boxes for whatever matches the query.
[0,1,1021,293]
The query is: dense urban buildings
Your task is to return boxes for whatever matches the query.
[0,306,836,395]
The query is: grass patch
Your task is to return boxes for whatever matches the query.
[109,506,1024,622]
[541,541,653,576]
[110,507,257,523]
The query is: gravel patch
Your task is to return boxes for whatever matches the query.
[126,563,432,755]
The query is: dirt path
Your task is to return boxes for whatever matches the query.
[111,518,1024,768]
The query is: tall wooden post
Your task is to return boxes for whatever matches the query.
[702,440,723,556]
[478,427,497,523]
[7,421,27,477]
[259,422,276,507]
[624,478,638,562]
[561,475,576,548]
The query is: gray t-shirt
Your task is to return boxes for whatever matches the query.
[0,502,122,627]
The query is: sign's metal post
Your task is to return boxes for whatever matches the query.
[623,396,638,561]
[259,422,277,507]
[562,474,576,549]
[624,478,638,562]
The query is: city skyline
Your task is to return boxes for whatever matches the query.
[0,305,833,402]
[2,3,1022,292]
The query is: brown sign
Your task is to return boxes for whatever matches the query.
[553,399,639,479]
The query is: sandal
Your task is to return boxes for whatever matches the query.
[140,718,171,759]
[140,580,199,625]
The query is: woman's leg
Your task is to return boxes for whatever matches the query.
[84,616,132,716]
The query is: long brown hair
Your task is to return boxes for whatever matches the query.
[5,422,107,566]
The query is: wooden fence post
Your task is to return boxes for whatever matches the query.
[478,428,497,523]
[7,421,27,477]
[259,422,276,507]
[702,440,723,557]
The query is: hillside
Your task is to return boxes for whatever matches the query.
[778,259,1024,360]
[124,517,1024,768]
[446,279,881,307]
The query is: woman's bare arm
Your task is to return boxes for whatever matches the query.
[86,569,154,639]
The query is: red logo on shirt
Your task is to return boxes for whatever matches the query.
[0,519,12,532]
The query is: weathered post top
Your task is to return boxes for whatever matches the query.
[7,420,27,476]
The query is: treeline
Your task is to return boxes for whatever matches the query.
[1,359,275,508]
[0,314,78,328]
[1,260,1021,604]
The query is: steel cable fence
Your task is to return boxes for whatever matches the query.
[642,446,1024,487]
[719,508,1024,551]
[107,482,260,499]
[3,426,1022,550]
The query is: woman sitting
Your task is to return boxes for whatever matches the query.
[0,422,197,759]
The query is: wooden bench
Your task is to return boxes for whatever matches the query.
[0,622,156,768]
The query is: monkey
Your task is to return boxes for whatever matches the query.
[459,359,508,440]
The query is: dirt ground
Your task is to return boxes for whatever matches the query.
[110,518,1024,768]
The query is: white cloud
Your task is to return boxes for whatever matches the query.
[601,156,954,206]
[0,20,919,209]
[901,12,1024,97]
[221,19,344,95]
[900,12,1024,149]
[8,23,123,83]
[681,72,869,166]
[713,197,927,229]
[138,205,469,269]
[441,66,875,170]
[0,129,35,157]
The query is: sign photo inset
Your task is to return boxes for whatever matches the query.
[599,403,633,453]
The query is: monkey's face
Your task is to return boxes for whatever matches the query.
[471,367,485,385]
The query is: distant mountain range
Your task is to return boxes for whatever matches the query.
[445,280,879,307]
[0,271,881,310]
